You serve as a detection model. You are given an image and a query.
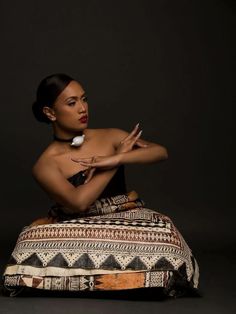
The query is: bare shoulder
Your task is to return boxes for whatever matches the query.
[98,127,146,149]
[31,127,111,176]
[31,153,62,191]
[32,153,57,178]
[86,128,126,149]
[31,154,76,208]
[89,127,130,149]
[105,127,144,148]
[105,128,130,149]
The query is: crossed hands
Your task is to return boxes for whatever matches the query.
[71,123,148,184]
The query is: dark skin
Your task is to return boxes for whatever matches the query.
[31,80,168,222]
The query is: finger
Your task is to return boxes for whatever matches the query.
[133,129,143,142]
[136,141,148,147]
[71,158,80,163]
[129,130,143,146]
[84,168,96,183]
[74,158,93,164]
[79,161,97,167]
[84,167,91,174]
[122,123,140,142]
[128,123,140,138]
[71,157,87,162]
[71,157,93,162]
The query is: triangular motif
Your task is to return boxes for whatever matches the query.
[126,256,147,270]
[62,252,84,267]
[72,253,95,268]
[140,255,160,269]
[89,253,109,268]
[177,262,187,279]
[8,255,17,265]
[32,277,44,289]
[37,252,59,266]
[12,251,32,264]
[21,276,33,287]
[79,276,90,290]
[21,253,43,267]
[114,255,135,269]
[47,253,68,267]
[100,255,121,269]
[153,257,174,270]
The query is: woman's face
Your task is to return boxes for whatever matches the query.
[46,80,89,131]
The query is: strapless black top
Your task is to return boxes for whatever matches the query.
[67,164,127,198]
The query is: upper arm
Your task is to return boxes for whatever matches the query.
[32,159,84,213]
[109,127,167,151]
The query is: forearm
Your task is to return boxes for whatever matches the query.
[74,167,119,211]
[118,145,168,165]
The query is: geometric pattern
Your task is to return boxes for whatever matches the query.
[2,190,200,298]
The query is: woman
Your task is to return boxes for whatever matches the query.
[2,73,200,298]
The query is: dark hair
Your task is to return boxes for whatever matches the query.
[32,73,75,124]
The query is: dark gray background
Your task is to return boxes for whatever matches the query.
[0,0,235,313]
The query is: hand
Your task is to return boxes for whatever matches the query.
[81,156,96,184]
[71,154,121,183]
[83,167,96,184]
[116,123,148,154]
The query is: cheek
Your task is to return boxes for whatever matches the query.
[59,111,71,118]
[56,110,75,121]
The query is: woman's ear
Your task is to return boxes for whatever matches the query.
[42,106,56,121]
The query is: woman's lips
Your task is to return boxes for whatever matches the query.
[79,116,88,123]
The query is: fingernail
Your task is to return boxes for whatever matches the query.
[136,122,140,127]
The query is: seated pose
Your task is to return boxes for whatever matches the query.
[2,73,200,298]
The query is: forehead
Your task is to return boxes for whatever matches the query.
[59,80,85,100]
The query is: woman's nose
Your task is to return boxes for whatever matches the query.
[78,100,87,112]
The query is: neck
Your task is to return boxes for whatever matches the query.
[52,124,87,140]
[53,131,83,141]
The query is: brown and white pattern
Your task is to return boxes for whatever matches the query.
[2,190,199,297]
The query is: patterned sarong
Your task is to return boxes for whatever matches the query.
[2,190,199,297]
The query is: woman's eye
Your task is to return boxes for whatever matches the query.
[68,102,75,106]
[82,96,88,102]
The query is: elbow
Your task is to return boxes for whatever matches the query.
[62,196,88,215]
[78,199,95,213]
[77,203,89,213]
[156,145,168,161]
[71,191,89,213]
[162,147,168,160]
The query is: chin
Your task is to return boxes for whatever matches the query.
[78,125,88,132]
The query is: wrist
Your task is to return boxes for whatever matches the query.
[116,153,124,166]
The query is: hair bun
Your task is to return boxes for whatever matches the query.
[31,73,75,124]
[32,99,50,124]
